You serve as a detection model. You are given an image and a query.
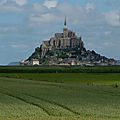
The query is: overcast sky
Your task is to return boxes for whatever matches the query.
[0,0,120,64]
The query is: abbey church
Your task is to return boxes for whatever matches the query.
[41,18,84,58]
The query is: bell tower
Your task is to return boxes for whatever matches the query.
[63,17,68,47]
[63,17,68,37]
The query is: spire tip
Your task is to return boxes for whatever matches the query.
[64,16,67,26]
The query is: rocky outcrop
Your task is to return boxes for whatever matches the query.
[23,21,116,66]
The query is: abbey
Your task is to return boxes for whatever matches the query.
[41,18,84,58]
[21,18,116,66]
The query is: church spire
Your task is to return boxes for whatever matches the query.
[64,16,67,27]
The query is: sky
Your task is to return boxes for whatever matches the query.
[0,0,120,65]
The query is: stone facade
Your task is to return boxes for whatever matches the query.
[41,20,84,58]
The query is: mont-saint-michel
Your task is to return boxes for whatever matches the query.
[21,18,116,66]
[1,0,120,120]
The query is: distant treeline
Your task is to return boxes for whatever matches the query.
[0,66,120,73]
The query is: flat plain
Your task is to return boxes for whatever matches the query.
[0,67,120,120]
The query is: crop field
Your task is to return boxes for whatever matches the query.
[0,67,120,120]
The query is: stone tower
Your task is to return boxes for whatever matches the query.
[63,17,68,48]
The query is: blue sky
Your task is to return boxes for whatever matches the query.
[0,0,120,64]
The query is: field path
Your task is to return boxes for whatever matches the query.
[0,87,79,116]
[0,88,50,116]
[24,93,80,115]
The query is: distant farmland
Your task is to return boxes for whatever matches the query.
[0,66,120,73]
[0,66,120,120]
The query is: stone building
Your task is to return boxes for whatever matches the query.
[41,18,84,58]
[30,59,39,66]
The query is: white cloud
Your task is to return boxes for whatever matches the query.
[85,2,95,13]
[29,13,58,24]
[0,0,28,12]
[29,2,102,27]
[43,0,58,9]
[105,10,120,26]
[0,0,27,6]
[13,0,28,6]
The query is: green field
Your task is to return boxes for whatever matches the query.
[0,67,120,120]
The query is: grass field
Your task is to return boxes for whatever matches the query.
[0,67,120,120]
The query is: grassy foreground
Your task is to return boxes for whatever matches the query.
[0,67,120,120]
[0,66,120,120]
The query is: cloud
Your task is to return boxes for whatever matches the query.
[0,0,28,12]
[29,2,83,25]
[85,2,96,13]
[13,0,28,6]
[29,1,102,27]
[0,0,28,6]
[32,3,47,13]
[43,0,58,9]
[29,13,58,24]
[105,10,120,26]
